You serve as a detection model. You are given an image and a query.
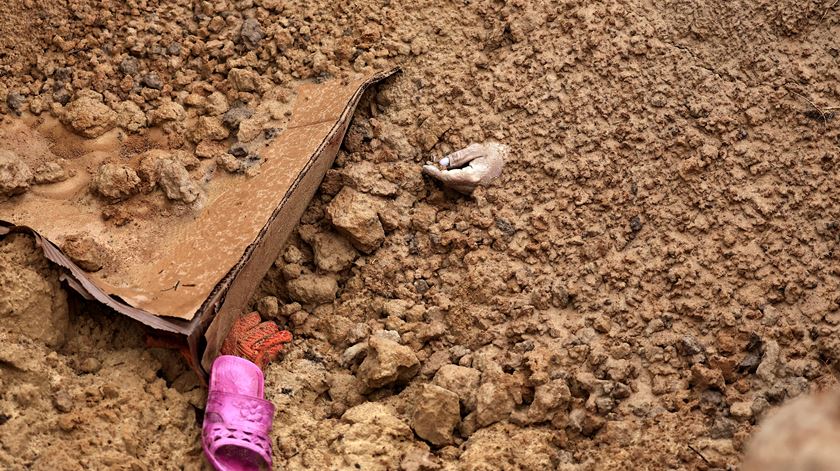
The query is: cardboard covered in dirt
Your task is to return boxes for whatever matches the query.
[0,69,397,369]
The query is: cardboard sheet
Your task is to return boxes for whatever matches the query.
[0,68,397,373]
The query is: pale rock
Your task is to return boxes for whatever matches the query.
[91,163,140,202]
[157,158,201,203]
[326,186,385,253]
[286,273,338,304]
[33,162,67,184]
[114,100,147,132]
[357,336,420,389]
[63,91,118,138]
[433,365,481,411]
[190,116,229,142]
[475,381,515,426]
[0,150,32,196]
[228,68,260,92]
[412,384,460,445]
[527,379,571,423]
[305,230,358,272]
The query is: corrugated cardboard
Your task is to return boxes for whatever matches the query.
[0,68,398,374]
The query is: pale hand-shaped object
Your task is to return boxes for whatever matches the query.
[422,142,508,194]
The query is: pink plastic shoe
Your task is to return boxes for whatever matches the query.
[203,355,274,471]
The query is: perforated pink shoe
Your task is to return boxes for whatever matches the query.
[203,355,274,471]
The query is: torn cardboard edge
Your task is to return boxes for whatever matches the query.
[0,67,399,375]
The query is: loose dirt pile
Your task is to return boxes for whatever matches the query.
[2,0,840,469]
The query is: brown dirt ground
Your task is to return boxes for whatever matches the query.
[2,0,840,469]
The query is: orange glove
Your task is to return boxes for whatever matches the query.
[221,312,293,369]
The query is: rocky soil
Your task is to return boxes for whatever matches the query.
[2,0,840,469]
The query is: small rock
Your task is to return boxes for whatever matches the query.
[114,100,147,132]
[63,91,118,138]
[286,273,338,305]
[229,143,249,158]
[691,364,725,391]
[0,150,32,197]
[357,336,420,389]
[91,163,141,202]
[327,372,366,409]
[33,162,67,184]
[119,57,139,75]
[412,384,460,446]
[223,106,254,130]
[52,391,73,413]
[432,365,481,411]
[307,231,358,272]
[240,18,265,48]
[142,72,163,90]
[527,379,571,423]
[157,158,200,203]
[326,186,385,254]
[228,68,260,92]
[62,234,108,272]
[256,296,280,318]
[475,381,515,427]
[190,116,229,142]
[148,100,185,125]
[205,92,229,116]
[6,92,24,114]
[730,401,753,421]
[79,357,101,374]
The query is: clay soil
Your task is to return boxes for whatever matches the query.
[2,0,840,469]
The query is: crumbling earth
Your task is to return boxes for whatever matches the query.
[2,0,840,469]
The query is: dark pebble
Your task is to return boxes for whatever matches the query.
[120,57,139,75]
[240,18,265,48]
[142,72,163,90]
[222,106,254,130]
[6,92,24,114]
[229,143,248,158]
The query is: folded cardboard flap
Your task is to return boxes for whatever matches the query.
[0,68,398,375]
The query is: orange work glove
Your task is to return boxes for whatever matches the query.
[221,312,293,369]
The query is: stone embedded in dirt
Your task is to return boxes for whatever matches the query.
[475,381,515,427]
[141,72,163,90]
[0,150,32,197]
[119,56,139,75]
[286,273,338,305]
[6,92,24,114]
[62,91,118,138]
[412,383,460,446]
[91,163,141,202]
[148,99,186,125]
[305,230,358,272]
[527,379,571,423]
[156,158,201,203]
[189,116,229,142]
[326,186,386,254]
[327,372,366,411]
[61,234,109,272]
[51,391,73,413]
[222,106,254,130]
[228,68,260,92]
[205,92,229,116]
[194,141,227,160]
[32,162,67,184]
[256,296,280,319]
[730,401,753,421]
[357,335,420,389]
[237,113,269,143]
[433,364,481,411]
[340,161,399,197]
[113,100,147,132]
[240,18,265,48]
[0,234,70,348]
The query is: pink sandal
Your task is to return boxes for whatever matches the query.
[203,355,274,470]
